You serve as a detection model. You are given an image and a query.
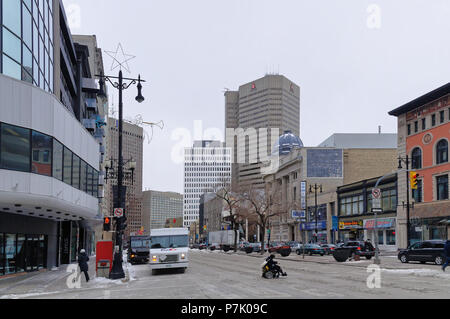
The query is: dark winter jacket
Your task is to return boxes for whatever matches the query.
[78,252,89,272]
[444,241,450,257]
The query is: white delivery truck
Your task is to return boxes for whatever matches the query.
[207,230,239,251]
[149,228,189,274]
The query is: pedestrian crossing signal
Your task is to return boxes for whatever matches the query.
[410,172,419,190]
[103,217,111,231]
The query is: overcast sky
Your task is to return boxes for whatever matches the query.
[63,0,450,194]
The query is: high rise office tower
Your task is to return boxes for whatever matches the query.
[183,141,231,229]
[225,74,300,191]
[142,190,183,232]
[106,118,143,241]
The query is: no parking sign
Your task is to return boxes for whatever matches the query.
[113,208,124,218]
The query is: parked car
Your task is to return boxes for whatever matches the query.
[209,243,221,251]
[398,240,445,265]
[297,244,325,256]
[268,242,292,257]
[341,241,376,260]
[287,241,303,250]
[198,243,207,250]
[321,244,337,255]
[239,241,250,251]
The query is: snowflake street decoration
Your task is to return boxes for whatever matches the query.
[123,114,164,144]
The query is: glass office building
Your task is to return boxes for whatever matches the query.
[0,0,104,275]
[1,0,54,92]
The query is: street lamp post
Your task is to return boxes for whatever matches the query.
[97,70,145,280]
[309,184,323,243]
[398,155,412,249]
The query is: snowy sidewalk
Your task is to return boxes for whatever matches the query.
[0,254,136,299]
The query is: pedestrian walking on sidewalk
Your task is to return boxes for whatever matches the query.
[78,249,90,282]
[442,240,450,272]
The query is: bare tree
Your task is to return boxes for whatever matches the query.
[209,178,243,252]
[242,184,283,255]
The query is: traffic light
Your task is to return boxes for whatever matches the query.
[410,171,419,190]
[103,217,111,231]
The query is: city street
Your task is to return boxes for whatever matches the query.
[1,249,450,299]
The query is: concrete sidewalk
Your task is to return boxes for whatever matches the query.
[0,257,97,298]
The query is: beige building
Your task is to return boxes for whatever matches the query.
[106,117,144,241]
[225,74,300,191]
[142,190,183,233]
[264,133,398,244]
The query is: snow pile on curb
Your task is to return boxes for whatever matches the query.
[382,268,450,279]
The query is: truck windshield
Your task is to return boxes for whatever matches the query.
[130,239,150,249]
[151,235,188,249]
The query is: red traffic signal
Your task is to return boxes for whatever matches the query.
[103,217,111,231]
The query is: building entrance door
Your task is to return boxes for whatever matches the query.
[25,236,39,272]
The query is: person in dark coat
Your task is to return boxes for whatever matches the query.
[442,240,450,272]
[78,249,90,282]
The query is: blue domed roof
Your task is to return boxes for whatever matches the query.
[273,131,304,155]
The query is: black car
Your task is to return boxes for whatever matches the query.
[398,240,445,265]
[320,244,337,255]
[341,241,376,260]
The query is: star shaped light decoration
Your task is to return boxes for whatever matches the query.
[104,43,136,73]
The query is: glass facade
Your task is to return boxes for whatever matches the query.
[0,0,54,92]
[0,122,99,198]
[0,233,47,275]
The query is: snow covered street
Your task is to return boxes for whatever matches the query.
[1,250,450,299]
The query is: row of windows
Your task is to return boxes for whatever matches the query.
[412,175,449,202]
[407,108,450,136]
[411,139,448,169]
[1,0,54,92]
[339,189,397,217]
[0,122,99,197]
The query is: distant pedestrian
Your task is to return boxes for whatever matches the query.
[78,249,90,282]
[442,240,450,272]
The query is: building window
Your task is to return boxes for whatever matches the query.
[382,189,397,211]
[31,131,52,176]
[440,111,445,124]
[412,180,423,203]
[437,175,449,201]
[72,154,80,190]
[52,139,63,181]
[63,147,73,185]
[422,118,426,130]
[411,147,422,169]
[432,114,436,126]
[407,124,411,136]
[0,123,30,172]
[386,230,396,246]
[414,121,418,133]
[436,140,449,165]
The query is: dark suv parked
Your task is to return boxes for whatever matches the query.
[342,241,376,259]
[398,240,445,265]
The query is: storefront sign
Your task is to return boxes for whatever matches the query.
[339,220,364,230]
[332,216,339,231]
[300,221,327,231]
[301,181,307,209]
[364,218,395,230]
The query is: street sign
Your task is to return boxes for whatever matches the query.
[371,208,383,213]
[113,208,124,218]
[292,210,306,219]
[372,188,382,209]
